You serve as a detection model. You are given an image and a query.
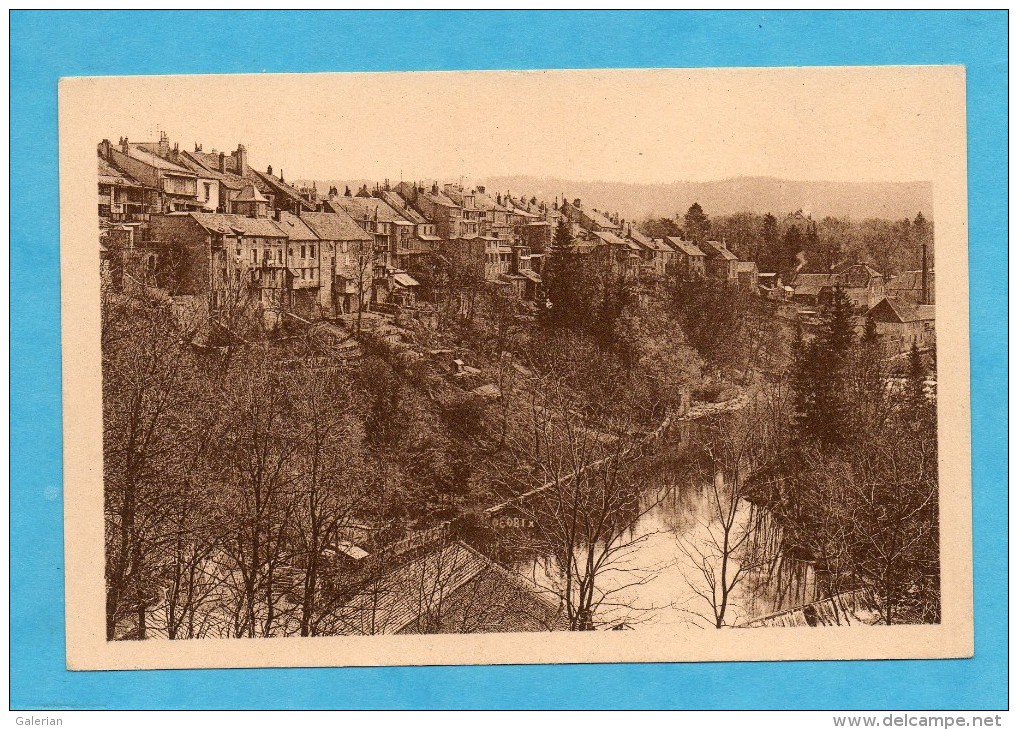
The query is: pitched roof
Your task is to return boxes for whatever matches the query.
[663,237,705,257]
[836,262,884,288]
[735,261,759,273]
[867,297,935,323]
[626,229,654,246]
[98,156,143,187]
[188,213,285,238]
[582,207,619,229]
[699,240,739,261]
[179,150,249,190]
[889,270,935,293]
[234,182,268,203]
[792,273,837,287]
[125,144,195,175]
[379,191,428,224]
[591,230,629,246]
[274,211,319,240]
[253,169,310,207]
[326,195,412,224]
[299,211,373,242]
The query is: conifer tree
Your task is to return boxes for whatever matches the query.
[792,287,856,450]
[683,203,710,243]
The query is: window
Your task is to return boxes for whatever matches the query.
[301,245,306,259]
[289,247,293,257]
[277,249,283,263]
[310,245,315,259]
[251,249,258,263]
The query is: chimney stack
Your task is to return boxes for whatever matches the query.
[267,165,273,177]
[234,144,248,176]
[158,130,169,157]
[121,137,130,154]
[218,151,226,174]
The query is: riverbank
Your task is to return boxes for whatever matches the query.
[680,383,755,421]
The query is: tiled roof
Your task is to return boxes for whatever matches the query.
[469,191,507,213]
[578,207,616,229]
[275,212,319,240]
[591,230,629,246]
[97,156,143,187]
[189,213,285,238]
[179,150,249,190]
[254,169,308,205]
[792,273,837,288]
[627,229,654,246]
[700,240,739,261]
[332,541,491,636]
[234,182,268,203]
[379,191,428,224]
[663,237,705,257]
[836,262,884,288]
[326,195,412,224]
[867,297,935,323]
[299,211,373,242]
[126,144,195,175]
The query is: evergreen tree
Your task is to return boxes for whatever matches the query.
[540,223,587,330]
[905,342,927,413]
[781,226,803,280]
[683,203,710,243]
[553,218,573,250]
[759,212,780,272]
[792,287,856,450]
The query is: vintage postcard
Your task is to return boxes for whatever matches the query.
[59,66,972,670]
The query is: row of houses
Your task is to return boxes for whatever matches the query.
[98,132,935,353]
[557,198,762,292]
[98,134,563,323]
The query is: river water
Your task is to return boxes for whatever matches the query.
[485,417,816,629]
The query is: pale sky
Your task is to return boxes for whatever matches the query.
[80,66,958,185]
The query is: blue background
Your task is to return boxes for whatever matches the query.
[10,10,1007,710]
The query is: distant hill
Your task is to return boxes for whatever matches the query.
[477,176,933,222]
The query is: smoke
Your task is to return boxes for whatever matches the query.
[794,250,807,275]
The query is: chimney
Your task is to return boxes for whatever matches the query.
[218,151,226,174]
[195,142,202,152]
[921,242,930,305]
[267,165,273,176]
[158,130,169,157]
[100,139,113,161]
[234,144,248,176]
[121,137,130,154]
[279,170,284,183]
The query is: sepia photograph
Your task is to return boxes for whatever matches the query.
[58,65,972,669]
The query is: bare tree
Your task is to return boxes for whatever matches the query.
[497,345,663,630]
[679,400,775,628]
[103,297,198,639]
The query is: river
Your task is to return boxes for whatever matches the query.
[481,416,817,629]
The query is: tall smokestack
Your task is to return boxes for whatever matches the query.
[921,242,929,305]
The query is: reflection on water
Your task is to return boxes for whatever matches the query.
[477,416,818,629]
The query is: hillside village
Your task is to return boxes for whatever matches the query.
[98,133,939,639]
[99,133,935,359]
